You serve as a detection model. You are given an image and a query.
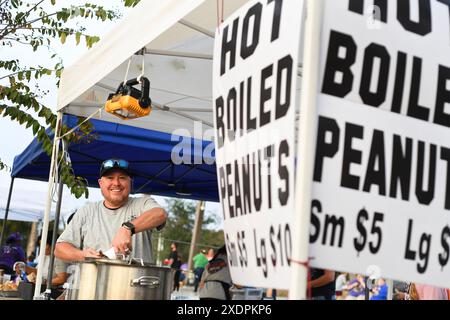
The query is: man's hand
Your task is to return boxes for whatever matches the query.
[112,226,133,255]
[82,248,102,259]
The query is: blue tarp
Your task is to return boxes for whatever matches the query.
[12,114,219,202]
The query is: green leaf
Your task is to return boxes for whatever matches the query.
[60,32,67,44]
[51,0,56,5]
[75,32,81,45]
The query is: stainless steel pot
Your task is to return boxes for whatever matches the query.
[67,258,173,300]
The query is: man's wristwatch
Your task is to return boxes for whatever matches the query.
[121,221,136,235]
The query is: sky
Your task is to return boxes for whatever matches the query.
[0,0,223,229]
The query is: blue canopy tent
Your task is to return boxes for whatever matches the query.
[11,114,218,202]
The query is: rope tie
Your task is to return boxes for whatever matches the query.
[289,257,315,300]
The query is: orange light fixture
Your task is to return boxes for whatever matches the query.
[105,76,152,120]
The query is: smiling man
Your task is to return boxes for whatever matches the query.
[55,158,167,263]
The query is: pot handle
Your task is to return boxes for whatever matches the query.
[130,276,160,288]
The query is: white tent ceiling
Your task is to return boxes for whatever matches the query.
[57,0,250,139]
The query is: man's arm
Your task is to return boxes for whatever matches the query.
[51,271,68,286]
[309,270,335,289]
[132,207,167,233]
[112,207,167,254]
[55,242,101,261]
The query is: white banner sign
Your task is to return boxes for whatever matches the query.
[213,0,304,288]
[311,0,450,287]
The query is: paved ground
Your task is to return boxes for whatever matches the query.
[171,285,200,300]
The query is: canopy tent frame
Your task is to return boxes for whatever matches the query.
[0,177,15,247]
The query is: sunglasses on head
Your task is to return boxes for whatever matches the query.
[101,159,129,170]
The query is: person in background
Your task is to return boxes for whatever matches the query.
[192,249,209,293]
[0,232,26,276]
[345,274,366,300]
[21,230,67,288]
[18,230,68,299]
[168,242,178,267]
[206,248,215,261]
[26,254,37,268]
[55,158,167,263]
[334,272,348,299]
[395,283,448,300]
[309,268,336,300]
[172,254,182,292]
[199,245,233,300]
[262,288,277,300]
[370,278,388,300]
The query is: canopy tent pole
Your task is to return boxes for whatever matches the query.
[289,0,323,300]
[187,201,205,271]
[144,48,212,60]
[0,177,15,246]
[44,139,66,299]
[33,111,63,299]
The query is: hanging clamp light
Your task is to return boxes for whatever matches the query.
[105,76,152,120]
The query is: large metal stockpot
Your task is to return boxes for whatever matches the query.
[67,258,173,300]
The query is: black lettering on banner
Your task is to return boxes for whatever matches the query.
[270,225,276,267]
[323,212,345,247]
[268,223,292,271]
[397,0,432,36]
[354,208,368,256]
[252,152,262,212]
[439,225,450,270]
[439,0,450,44]
[418,234,432,274]
[218,166,227,220]
[404,219,432,274]
[227,88,237,142]
[226,233,237,266]
[363,130,386,196]
[391,51,407,114]
[215,96,225,149]
[220,18,239,76]
[237,230,248,267]
[310,199,322,244]
[239,81,245,137]
[415,141,436,206]
[322,30,357,98]
[265,145,274,209]
[285,224,292,266]
[309,199,344,247]
[314,116,340,182]
[359,43,390,107]
[242,154,252,214]
[268,0,283,42]
[246,77,257,131]
[433,65,450,128]
[348,0,387,23]
[278,140,289,206]
[275,55,293,120]
[260,63,273,127]
[407,57,430,122]
[341,122,363,190]
[234,159,243,217]
[254,229,268,278]
[389,135,412,201]
[441,147,450,210]
[276,225,284,266]
[240,2,262,60]
[354,209,384,256]
[226,163,235,218]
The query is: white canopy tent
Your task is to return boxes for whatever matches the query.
[35,0,254,299]
[0,182,77,223]
[57,0,252,136]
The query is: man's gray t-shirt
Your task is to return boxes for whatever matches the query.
[57,196,161,263]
